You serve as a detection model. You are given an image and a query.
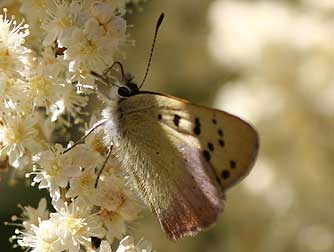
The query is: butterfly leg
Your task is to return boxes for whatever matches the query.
[95,143,113,188]
[63,119,107,154]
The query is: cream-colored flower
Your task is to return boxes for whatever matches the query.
[20,0,56,27]
[0,8,30,77]
[0,115,40,168]
[51,198,106,252]
[21,198,49,232]
[32,144,81,200]
[22,53,67,110]
[42,1,82,47]
[49,83,88,123]
[66,166,97,202]
[96,175,144,243]
[100,210,126,242]
[17,219,65,252]
[0,73,27,112]
[95,175,143,216]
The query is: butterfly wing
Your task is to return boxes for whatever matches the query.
[154,93,259,190]
[116,92,258,239]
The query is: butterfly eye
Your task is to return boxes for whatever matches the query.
[118,87,132,97]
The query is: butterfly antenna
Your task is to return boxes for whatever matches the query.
[139,13,165,89]
[91,61,125,88]
[106,61,125,77]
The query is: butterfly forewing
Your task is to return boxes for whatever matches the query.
[121,92,259,190]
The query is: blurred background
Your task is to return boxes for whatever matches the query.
[0,0,333,251]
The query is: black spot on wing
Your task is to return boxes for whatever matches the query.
[218,139,225,147]
[230,160,236,169]
[202,150,211,161]
[158,114,162,120]
[212,119,217,124]
[208,142,214,152]
[173,114,181,127]
[218,129,223,137]
[193,117,201,135]
[221,170,230,179]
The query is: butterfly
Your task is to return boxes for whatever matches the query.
[66,13,259,240]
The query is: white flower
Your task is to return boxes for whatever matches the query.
[0,115,40,168]
[65,4,127,84]
[0,73,27,111]
[0,8,30,77]
[100,211,126,242]
[66,165,97,202]
[65,20,114,76]
[42,1,83,47]
[51,198,106,252]
[17,219,65,252]
[85,122,108,155]
[21,198,49,232]
[32,144,81,200]
[116,236,152,252]
[95,175,143,216]
[96,175,144,242]
[22,54,68,110]
[41,0,128,85]
[49,83,88,123]
[20,0,56,27]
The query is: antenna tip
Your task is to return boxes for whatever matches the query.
[157,13,165,28]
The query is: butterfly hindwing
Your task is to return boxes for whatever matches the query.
[117,92,258,239]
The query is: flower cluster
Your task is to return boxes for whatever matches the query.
[14,199,149,252]
[1,1,153,251]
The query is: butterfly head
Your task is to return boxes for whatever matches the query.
[91,62,140,100]
[117,73,139,98]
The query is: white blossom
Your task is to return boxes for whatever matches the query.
[21,198,50,232]
[21,54,68,111]
[17,219,65,252]
[49,83,88,123]
[42,1,83,47]
[0,74,27,111]
[42,1,128,86]
[0,8,30,77]
[51,198,106,252]
[0,115,41,168]
[32,144,81,200]
[20,0,56,28]
[66,166,97,202]
[96,175,144,242]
